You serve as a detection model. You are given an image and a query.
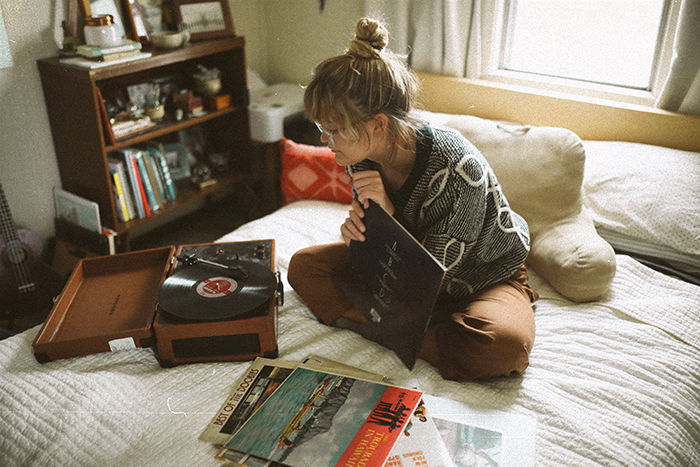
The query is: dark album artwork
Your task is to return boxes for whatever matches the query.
[342,202,446,369]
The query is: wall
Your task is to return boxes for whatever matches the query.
[0,1,64,239]
[229,0,269,81]
[261,0,363,85]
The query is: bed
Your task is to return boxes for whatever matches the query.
[1,76,699,466]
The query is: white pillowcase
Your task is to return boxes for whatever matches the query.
[582,140,700,268]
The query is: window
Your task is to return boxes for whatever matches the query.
[480,0,679,105]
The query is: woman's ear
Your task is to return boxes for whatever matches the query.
[372,113,389,135]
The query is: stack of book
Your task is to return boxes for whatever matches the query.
[111,116,156,139]
[76,40,143,62]
[200,356,537,466]
[108,145,177,223]
[60,40,152,69]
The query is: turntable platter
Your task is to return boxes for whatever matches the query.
[157,261,276,321]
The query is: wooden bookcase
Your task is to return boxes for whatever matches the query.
[37,37,252,249]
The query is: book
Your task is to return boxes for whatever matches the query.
[217,366,422,466]
[53,187,101,233]
[143,150,166,206]
[115,150,146,219]
[109,166,130,222]
[149,145,177,201]
[341,201,447,369]
[108,158,136,221]
[76,40,142,57]
[87,49,143,62]
[59,52,152,69]
[130,152,151,217]
[134,150,160,212]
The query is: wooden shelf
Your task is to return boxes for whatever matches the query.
[38,38,253,250]
[106,105,242,150]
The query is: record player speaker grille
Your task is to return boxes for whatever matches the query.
[171,333,260,359]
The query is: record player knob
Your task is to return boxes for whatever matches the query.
[255,245,265,259]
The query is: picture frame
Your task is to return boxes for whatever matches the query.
[172,0,234,41]
[134,0,166,33]
[122,0,150,42]
[162,142,191,180]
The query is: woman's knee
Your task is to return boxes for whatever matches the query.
[287,249,312,290]
[434,317,534,381]
[287,242,346,291]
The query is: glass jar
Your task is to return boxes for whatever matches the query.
[84,15,120,48]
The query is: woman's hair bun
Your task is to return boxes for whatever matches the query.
[347,17,388,59]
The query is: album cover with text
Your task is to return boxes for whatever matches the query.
[342,202,447,369]
[217,367,422,466]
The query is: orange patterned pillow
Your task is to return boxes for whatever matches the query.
[279,137,353,205]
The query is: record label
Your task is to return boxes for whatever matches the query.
[196,277,238,298]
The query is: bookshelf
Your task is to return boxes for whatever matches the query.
[37,37,253,249]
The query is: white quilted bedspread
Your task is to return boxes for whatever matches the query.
[1,200,699,466]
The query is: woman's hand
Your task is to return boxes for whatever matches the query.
[340,170,395,245]
[341,200,367,245]
[350,170,395,215]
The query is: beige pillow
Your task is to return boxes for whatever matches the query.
[434,113,616,302]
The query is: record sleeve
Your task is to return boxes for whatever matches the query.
[200,355,391,445]
[341,202,447,369]
[217,366,422,466]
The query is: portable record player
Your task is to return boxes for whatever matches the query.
[32,240,283,367]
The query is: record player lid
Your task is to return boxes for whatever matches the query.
[32,246,175,362]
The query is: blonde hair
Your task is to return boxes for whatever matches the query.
[304,17,421,147]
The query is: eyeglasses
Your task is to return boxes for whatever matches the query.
[314,122,341,146]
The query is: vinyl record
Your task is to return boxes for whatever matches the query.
[157,261,276,321]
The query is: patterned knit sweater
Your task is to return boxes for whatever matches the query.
[349,123,530,301]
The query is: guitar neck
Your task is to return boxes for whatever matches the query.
[0,181,37,293]
[0,184,20,244]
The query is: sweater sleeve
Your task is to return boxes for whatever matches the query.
[417,132,530,298]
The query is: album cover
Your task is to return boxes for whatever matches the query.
[341,202,447,369]
[200,358,299,445]
[422,394,537,467]
[200,355,391,445]
[217,367,422,466]
[384,399,453,466]
[53,187,101,233]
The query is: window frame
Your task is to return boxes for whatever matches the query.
[477,0,680,107]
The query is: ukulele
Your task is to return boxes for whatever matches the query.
[0,182,63,331]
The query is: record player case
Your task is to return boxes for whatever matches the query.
[32,240,282,367]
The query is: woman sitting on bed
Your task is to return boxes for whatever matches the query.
[287,17,538,381]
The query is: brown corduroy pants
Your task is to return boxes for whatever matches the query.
[287,242,537,381]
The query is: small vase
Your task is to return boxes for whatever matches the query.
[196,78,222,96]
[146,104,165,121]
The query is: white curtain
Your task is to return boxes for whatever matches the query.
[655,0,700,115]
[364,0,482,78]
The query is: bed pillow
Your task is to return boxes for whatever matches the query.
[582,140,700,270]
[420,111,616,301]
[279,137,353,205]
